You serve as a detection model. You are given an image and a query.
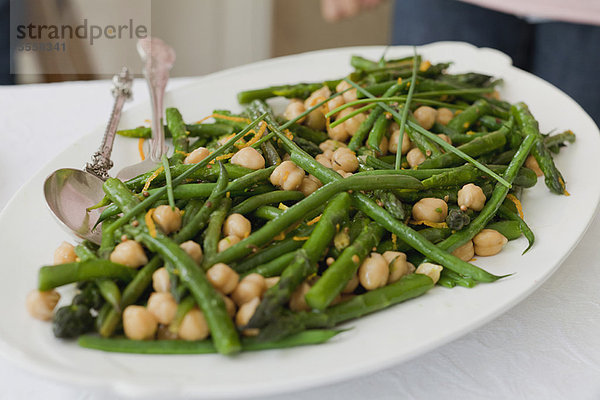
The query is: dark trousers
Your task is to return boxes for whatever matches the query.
[392,0,600,125]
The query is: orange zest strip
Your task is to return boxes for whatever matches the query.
[216,153,234,161]
[194,113,252,126]
[274,232,286,241]
[244,121,267,147]
[142,166,164,193]
[391,233,398,249]
[506,194,524,219]
[306,215,322,226]
[138,138,146,161]
[145,208,157,238]
[409,220,449,229]
[293,236,310,241]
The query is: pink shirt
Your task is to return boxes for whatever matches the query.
[459,0,600,25]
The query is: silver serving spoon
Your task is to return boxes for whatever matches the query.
[116,37,176,181]
[44,67,133,244]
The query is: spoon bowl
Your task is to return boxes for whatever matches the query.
[44,168,105,244]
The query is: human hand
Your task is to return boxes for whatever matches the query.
[320,0,384,22]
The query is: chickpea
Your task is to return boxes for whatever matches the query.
[152,205,182,234]
[53,241,77,265]
[223,213,252,239]
[412,198,448,223]
[437,134,452,145]
[178,308,210,341]
[436,107,454,126]
[231,273,266,306]
[322,149,334,159]
[342,273,359,294]
[525,155,543,177]
[184,147,210,164]
[389,128,412,155]
[336,80,358,103]
[152,267,171,293]
[230,147,265,170]
[220,293,237,317]
[327,120,349,142]
[206,263,239,295]
[304,109,326,131]
[413,106,437,130]
[458,183,486,211]
[326,94,345,113]
[315,154,333,169]
[283,99,306,123]
[358,253,389,290]
[406,147,426,167]
[338,108,366,137]
[265,276,280,289]
[305,86,332,109]
[331,147,358,173]
[218,235,241,253]
[452,240,475,262]
[289,281,311,312]
[123,305,157,340]
[236,297,260,336]
[26,289,60,321]
[473,229,508,256]
[110,240,148,268]
[146,292,177,325]
[382,251,413,283]
[269,160,305,191]
[179,240,203,265]
[299,176,320,196]
[415,263,443,284]
[319,139,345,153]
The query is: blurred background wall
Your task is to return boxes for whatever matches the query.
[15,0,390,83]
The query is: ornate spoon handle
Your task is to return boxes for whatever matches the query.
[85,67,133,180]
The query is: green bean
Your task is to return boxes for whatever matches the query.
[242,252,297,278]
[306,221,384,311]
[253,99,502,282]
[421,164,537,189]
[512,102,567,195]
[478,115,506,131]
[366,114,392,153]
[373,189,406,220]
[498,203,534,252]
[435,123,538,253]
[417,128,507,169]
[78,329,342,354]
[203,197,231,264]
[38,260,137,291]
[125,163,252,193]
[485,220,522,241]
[138,231,241,355]
[96,279,121,311]
[257,273,433,342]
[237,80,340,103]
[393,183,493,204]
[166,107,189,154]
[174,162,228,243]
[439,269,476,288]
[261,140,282,166]
[292,136,322,157]
[205,173,422,267]
[447,99,492,133]
[253,205,282,220]
[348,83,400,150]
[231,191,305,215]
[74,242,98,261]
[248,193,352,328]
[116,123,235,139]
[161,155,176,209]
[544,130,576,151]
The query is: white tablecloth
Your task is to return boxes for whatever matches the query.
[1,79,599,400]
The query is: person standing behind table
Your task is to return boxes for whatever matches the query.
[320,0,600,125]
